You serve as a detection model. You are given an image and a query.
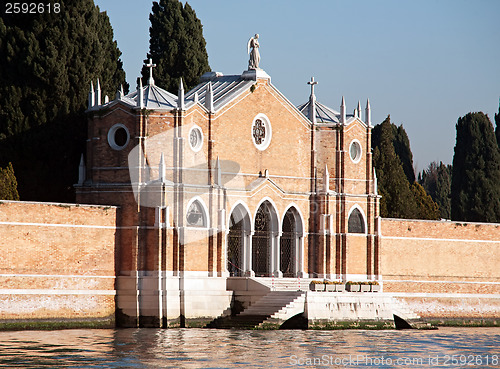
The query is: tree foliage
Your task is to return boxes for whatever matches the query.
[419,161,452,219]
[0,0,127,201]
[451,112,500,222]
[142,0,210,93]
[495,101,500,149]
[0,163,20,201]
[372,116,439,220]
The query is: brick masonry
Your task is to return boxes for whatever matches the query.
[380,218,500,320]
[0,201,117,325]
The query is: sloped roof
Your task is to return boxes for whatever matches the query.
[125,84,178,110]
[186,74,255,111]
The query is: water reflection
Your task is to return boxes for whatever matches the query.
[0,327,498,368]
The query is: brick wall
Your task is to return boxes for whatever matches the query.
[380,218,500,320]
[0,201,118,327]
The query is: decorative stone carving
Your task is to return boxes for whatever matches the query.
[247,34,260,70]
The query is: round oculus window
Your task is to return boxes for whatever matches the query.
[349,140,362,163]
[108,123,130,151]
[189,126,203,152]
[251,114,272,151]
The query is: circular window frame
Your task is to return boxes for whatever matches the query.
[188,125,203,152]
[251,113,272,151]
[349,139,362,163]
[108,123,130,151]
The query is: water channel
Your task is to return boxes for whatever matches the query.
[0,327,498,368]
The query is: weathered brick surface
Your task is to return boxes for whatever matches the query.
[380,218,500,295]
[0,201,117,322]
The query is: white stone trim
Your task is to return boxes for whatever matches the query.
[0,274,114,279]
[347,204,368,234]
[188,124,203,152]
[251,113,272,151]
[185,196,210,229]
[0,221,116,229]
[107,123,130,151]
[383,279,500,285]
[381,235,500,244]
[349,139,362,163]
[0,289,116,295]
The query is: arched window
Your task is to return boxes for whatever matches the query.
[186,200,207,227]
[348,207,365,234]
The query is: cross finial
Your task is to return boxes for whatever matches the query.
[146,58,156,86]
[307,77,318,97]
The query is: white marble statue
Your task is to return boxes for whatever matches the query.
[247,34,260,70]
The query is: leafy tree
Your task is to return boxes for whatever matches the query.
[419,161,452,219]
[451,112,500,222]
[142,0,210,93]
[0,163,20,201]
[0,0,127,201]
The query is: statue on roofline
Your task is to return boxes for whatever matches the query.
[247,34,260,70]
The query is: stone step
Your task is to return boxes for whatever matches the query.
[206,290,305,329]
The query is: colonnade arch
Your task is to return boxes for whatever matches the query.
[226,200,305,278]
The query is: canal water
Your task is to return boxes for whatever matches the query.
[0,327,498,368]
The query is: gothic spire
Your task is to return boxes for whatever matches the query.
[178,78,185,111]
[205,82,214,113]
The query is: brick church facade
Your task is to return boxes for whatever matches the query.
[76,59,381,325]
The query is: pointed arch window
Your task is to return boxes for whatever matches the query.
[186,200,207,227]
[348,207,365,234]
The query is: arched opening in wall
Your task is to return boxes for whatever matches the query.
[227,205,250,277]
[252,201,276,277]
[348,207,365,234]
[280,208,303,277]
[186,199,207,227]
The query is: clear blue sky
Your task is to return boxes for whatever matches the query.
[94,0,500,172]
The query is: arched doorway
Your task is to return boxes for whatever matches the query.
[280,210,295,277]
[227,204,251,276]
[252,201,278,277]
[280,206,304,277]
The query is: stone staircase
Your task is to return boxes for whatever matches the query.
[252,277,308,291]
[206,290,306,329]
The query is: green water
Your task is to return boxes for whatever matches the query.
[0,327,498,368]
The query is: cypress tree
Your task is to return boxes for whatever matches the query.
[372,116,439,219]
[0,0,127,201]
[142,0,210,93]
[495,100,500,148]
[372,116,417,218]
[0,163,20,201]
[392,124,415,183]
[451,112,500,222]
[420,161,452,219]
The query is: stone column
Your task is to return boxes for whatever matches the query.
[273,231,283,278]
[245,231,255,277]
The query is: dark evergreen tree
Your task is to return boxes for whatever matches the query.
[451,112,500,222]
[0,163,20,201]
[420,161,452,219]
[372,116,439,219]
[372,119,415,183]
[495,100,500,148]
[142,0,210,93]
[392,124,415,183]
[372,116,417,218]
[0,0,127,201]
[411,182,440,219]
